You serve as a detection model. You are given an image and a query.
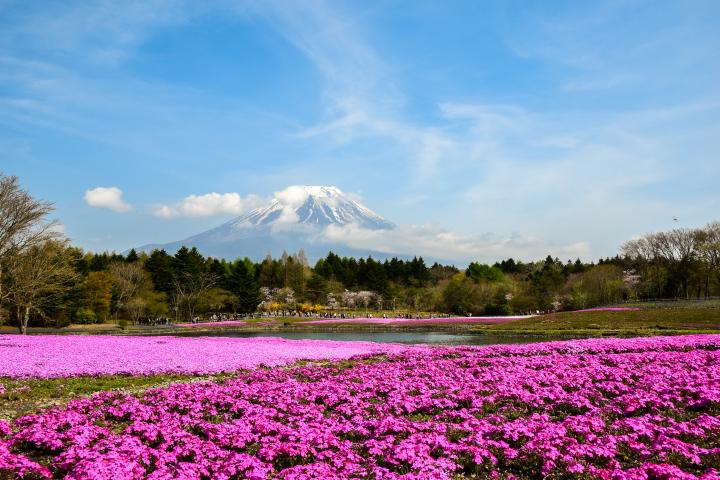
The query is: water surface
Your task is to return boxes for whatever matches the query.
[174,331,582,346]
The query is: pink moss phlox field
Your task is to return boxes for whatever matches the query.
[2,336,720,479]
[174,320,249,328]
[300,316,531,326]
[575,307,642,312]
[0,335,409,379]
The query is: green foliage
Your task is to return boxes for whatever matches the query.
[581,265,624,306]
[5,220,720,330]
[305,273,329,304]
[494,258,527,274]
[227,258,261,313]
[0,372,225,420]
[488,307,720,334]
[54,311,72,328]
[484,288,511,315]
[173,246,206,278]
[73,307,96,324]
[443,273,482,315]
[81,271,113,321]
[466,263,505,283]
[143,249,175,294]
[315,253,434,291]
[527,257,567,310]
[125,249,139,263]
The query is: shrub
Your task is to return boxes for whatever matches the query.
[73,307,96,324]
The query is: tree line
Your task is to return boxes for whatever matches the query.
[1,172,719,333]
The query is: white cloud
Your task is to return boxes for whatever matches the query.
[152,205,177,219]
[274,185,312,209]
[320,223,590,264]
[153,192,264,218]
[84,186,131,212]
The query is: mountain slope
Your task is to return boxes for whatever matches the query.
[137,186,395,260]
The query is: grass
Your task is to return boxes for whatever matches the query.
[1,307,719,421]
[0,357,360,421]
[474,307,720,337]
[609,298,720,309]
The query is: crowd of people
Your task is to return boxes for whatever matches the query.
[177,310,461,324]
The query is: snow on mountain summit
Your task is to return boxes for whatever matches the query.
[137,186,395,260]
[227,185,394,230]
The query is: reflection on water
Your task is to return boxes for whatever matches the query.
[174,331,582,346]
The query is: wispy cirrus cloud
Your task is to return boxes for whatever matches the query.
[0,0,193,65]
[247,1,458,181]
[2,0,719,258]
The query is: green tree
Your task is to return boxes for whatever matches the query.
[227,258,261,313]
[442,273,482,315]
[466,263,505,283]
[5,240,77,334]
[144,249,175,294]
[305,272,329,304]
[82,271,113,322]
[125,249,139,263]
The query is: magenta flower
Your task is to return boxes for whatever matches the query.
[1,335,719,478]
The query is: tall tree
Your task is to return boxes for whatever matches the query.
[466,263,505,283]
[173,271,216,321]
[0,173,57,307]
[109,261,150,321]
[82,271,113,322]
[5,240,77,334]
[144,249,175,294]
[623,228,700,298]
[227,258,261,313]
[698,221,720,292]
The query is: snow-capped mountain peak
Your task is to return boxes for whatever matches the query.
[137,186,394,260]
[228,185,394,230]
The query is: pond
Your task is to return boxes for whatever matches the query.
[173,331,585,346]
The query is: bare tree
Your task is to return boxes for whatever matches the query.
[5,240,77,334]
[622,228,700,298]
[621,234,657,262]
[173,271,216,321]
[697,221,720,295]
[124,297,148,324]
[0,173,58,305]
[655,229,700,298]
[109,261,150,323]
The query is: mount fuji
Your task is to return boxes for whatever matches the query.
[137,186,396,260]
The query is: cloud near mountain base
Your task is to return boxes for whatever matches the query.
[320,223,590,263]
[153,192,265,218]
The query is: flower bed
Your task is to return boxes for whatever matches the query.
[574,307,642,312]
[2,335,719,479]
[300,315,532,326]
[0,335,408,379]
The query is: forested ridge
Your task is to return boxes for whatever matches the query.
[1,172,719,330]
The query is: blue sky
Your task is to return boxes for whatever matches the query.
[1,0,719,262]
